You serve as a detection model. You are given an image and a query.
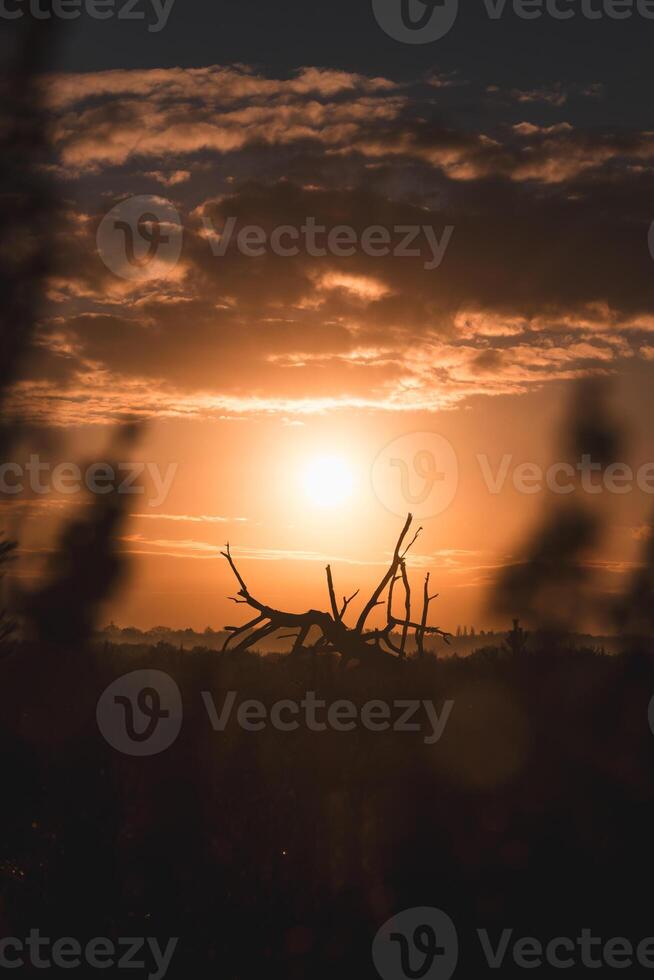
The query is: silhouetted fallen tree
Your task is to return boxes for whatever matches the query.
[221,513,450,663]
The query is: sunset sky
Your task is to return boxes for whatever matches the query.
[4,2,654,634]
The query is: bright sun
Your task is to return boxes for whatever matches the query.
[301,454,354,508]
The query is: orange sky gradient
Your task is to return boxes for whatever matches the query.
[5,63,654,636]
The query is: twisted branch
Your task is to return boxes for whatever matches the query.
[220,515,450,661]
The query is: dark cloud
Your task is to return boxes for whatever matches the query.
[5,65,654,423]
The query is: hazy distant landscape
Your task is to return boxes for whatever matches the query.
[97,622,631,657]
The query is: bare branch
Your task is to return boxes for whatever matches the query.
[221,542,249,596]
[355,513,414,634]
[383,628,403,656]
[232,621,279,653]
[326,564,340,621]
[401,525,423,559]
[290,623,310,654]
[310,634,332,654]
[399,559,411,658]
[340,588,359,620]
[416,572,430,659]
[389,617,449,635]
[222,613,265,651]
[387,572,400,623]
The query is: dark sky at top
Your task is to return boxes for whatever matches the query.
[2,0,650,127]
